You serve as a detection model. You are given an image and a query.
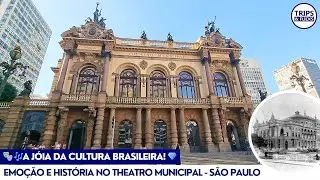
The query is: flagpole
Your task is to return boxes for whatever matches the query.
[111,116,115,149]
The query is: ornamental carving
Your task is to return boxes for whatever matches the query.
[61,22,114,40]
[139,60,148,70]
[59,40,75,51]
[168,62,176,71]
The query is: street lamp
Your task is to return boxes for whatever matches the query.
[0,45,28,96]
[290,62,313,93]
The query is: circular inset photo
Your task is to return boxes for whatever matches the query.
[248,91,320,171]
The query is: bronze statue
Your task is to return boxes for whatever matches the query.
[258,89,267,102]
[167,33,173,42]
[19,80,32,97]
[93,2,102,23]
[205,16,217,36]
[140,31,147,40]
[98,17,106,28]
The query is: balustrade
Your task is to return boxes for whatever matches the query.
[116,38,199,49]
[220,97,244,104]
[106,97,210,105]
[28,99,50,106]
[61,94,93,101]
[0,102,11,109]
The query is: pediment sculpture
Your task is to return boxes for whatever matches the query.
[61,2,114,40]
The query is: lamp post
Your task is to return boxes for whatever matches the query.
[0,45,28,96]
[290,62,313,93]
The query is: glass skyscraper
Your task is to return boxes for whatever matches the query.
[0,0,51,92]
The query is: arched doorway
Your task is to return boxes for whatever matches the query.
[68,120,86,149]
[118,120,133,148]
[17,112,46,148]
[153,120,167,148]
[186,120,200,152]
[226,121,240,151]
[285,141,288,150]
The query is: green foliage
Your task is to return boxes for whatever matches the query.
[251,133,267,148]
[0,76,18,102]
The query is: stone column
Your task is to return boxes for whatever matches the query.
[114,75,120,97]
[136,75,141,97]
[218,108,231,151]
[56,50,72,91]
[146,77,151,97]
[145,108,153,148]
[41,107,58,148]
[134,108,142,148]
[212,108,223,147]
[232,58,247,96]
[232,66,242,97]
[92,107,105,148]
[170,108,178,148]
[84,107,96,149]
[106,108,116,148]
[56,107,69,144]
[202,57,214,96]
[101,52,111,92]
[239,108,249,150]
[201,108,216,152]
[178,108,190,152]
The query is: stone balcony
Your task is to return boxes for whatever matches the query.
[0,102,11,109]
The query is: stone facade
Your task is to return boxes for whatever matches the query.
[253,111,320,150]
[0,18,253,152]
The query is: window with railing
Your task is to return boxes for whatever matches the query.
[213,72,230,97]
[178,72,197,98]
[76,67,99,95]
[119,69,137,97]
[149,70,168,97]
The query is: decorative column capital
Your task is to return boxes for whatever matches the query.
[59,40,76,54]
[101,51,111,59]
[201,57,211,64]
[146,108,151,112]
[84,107,97,118]
[136,108,142,111]
[56,106,69,116]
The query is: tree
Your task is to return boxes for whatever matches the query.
[251,134,266,148]
[0,76,18,102]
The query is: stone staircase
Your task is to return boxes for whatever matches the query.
[181,151,260,165]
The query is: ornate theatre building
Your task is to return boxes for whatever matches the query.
[0,6,253,152]
[253,111,320,150]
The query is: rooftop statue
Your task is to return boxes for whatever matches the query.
[258,89,267,102]
[19,80,32,97]
[140,31,147,40]
[167,33,173,42]
[205,16,218,36]
[93,2,102,23]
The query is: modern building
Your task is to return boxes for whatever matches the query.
[273,58,320,98]
[253,111,320,150]
[0,5,253,153]
[239,58,268,108]
[0,0,52,92]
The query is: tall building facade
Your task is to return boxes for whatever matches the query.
[0,0,52,92]
[0,6,253,153]
[274,58,320,98]
[239,59,268,108]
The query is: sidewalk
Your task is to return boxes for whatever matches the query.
[263,159,317,166]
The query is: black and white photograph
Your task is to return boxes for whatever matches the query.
[249,91,320,171]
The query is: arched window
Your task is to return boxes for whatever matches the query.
[76,67,99,95]
[213,72,229,97]
[118,120,133,148]
[119,69,137,97]
[68,120,86,149]
[150,71,168,97]
[0,120,5,135]
[178,72,196,98]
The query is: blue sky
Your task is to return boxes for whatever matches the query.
[32,0,320,96]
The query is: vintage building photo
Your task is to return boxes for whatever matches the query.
[249,91,320,171]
